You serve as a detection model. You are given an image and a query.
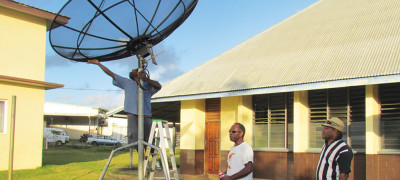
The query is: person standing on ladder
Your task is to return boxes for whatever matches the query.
[87,59,162,149]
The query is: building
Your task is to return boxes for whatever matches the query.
[0,0,67,170]
[44,102,104,140]
[151,0,400,179]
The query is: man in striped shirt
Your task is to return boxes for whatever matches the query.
[316,117,353,180]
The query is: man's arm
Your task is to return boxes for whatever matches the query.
[139,72,162,89]
[221,161,253,180]
[339,172,349,180]
[87,59,115,80]
[337,148,353,180]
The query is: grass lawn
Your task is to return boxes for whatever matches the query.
[0,140,180,180]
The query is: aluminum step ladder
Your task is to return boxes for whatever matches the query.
[144,119,179,180]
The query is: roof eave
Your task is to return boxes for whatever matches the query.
[0,75,64,90]
[152,75,400,102]
[0,0,69,31]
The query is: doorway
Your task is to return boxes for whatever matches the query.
[205,98,221,174]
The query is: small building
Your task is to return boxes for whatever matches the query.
[0,0,67,170]
[151,0,400,179]
[43,102,104,140]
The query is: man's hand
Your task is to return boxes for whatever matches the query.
[87,59,100,65]
[138,71,148,81]
[339,173,349,180]
[87,59,115,79]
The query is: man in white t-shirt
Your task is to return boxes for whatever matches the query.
[221,123,254,180]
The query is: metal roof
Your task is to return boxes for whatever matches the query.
[152,0,400,100]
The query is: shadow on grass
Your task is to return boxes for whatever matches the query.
[0,142,180,180]
[43,141,130,165]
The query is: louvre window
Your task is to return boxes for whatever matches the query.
[380,83,400,150]
[349,86,365,150]
[0,100,5,134]
[253,93,293,149]
[309,90,327,148]
[309,87,365,150]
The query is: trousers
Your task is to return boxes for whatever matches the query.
[127,116,153,146]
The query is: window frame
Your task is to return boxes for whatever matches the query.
[379,83,400,151]
[0,99,7,134]
[308,87,365,152]
[252,92,293,151]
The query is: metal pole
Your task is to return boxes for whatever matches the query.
[8,96,17,180]
[88,116,91,136]
[137,55,144,180]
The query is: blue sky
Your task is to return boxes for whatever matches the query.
[17,0,317,110]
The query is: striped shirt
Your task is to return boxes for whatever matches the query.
[316,139,353,180]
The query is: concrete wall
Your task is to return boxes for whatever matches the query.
[178,87,400,179]
[0,85,45,170]
[180,99,205,174]
[0,5,48,170]
[0,6,46,81]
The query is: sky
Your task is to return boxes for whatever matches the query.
[17,0,317,110]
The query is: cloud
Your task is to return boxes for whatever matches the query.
[82,92,124,110]
[45,54,77,68]
[105,43,185,84]
[147,44,184,84]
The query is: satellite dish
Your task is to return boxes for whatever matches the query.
[49,1,198,179]
[49,0,198,62]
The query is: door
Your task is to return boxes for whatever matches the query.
[205,98,221,174]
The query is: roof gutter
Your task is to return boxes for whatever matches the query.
[0,75,64,90]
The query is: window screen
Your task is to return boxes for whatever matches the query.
[380,83,400,150]
[309,87,365,150]
[253,93,293,149]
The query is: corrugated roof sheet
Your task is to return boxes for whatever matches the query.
[153,0,400,99]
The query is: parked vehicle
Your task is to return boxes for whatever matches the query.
[43,128,70,146]
[87,135,124,146]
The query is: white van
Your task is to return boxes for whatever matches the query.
[43,128,70,146]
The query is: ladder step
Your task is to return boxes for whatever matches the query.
[155,136,171,139]
[145,119,178,180]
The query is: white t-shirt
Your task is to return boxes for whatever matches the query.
[226,141,254,180]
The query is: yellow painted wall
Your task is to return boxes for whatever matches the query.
[0,6,47,81]
[0,84,45,170]
[293,91,309,152]
[220,96,253,151]
[180,99,205,149]
[365,85,380,154]
[0,6,48,170]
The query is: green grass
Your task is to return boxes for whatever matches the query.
[43,145,124,165]
[0,141,180,180]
